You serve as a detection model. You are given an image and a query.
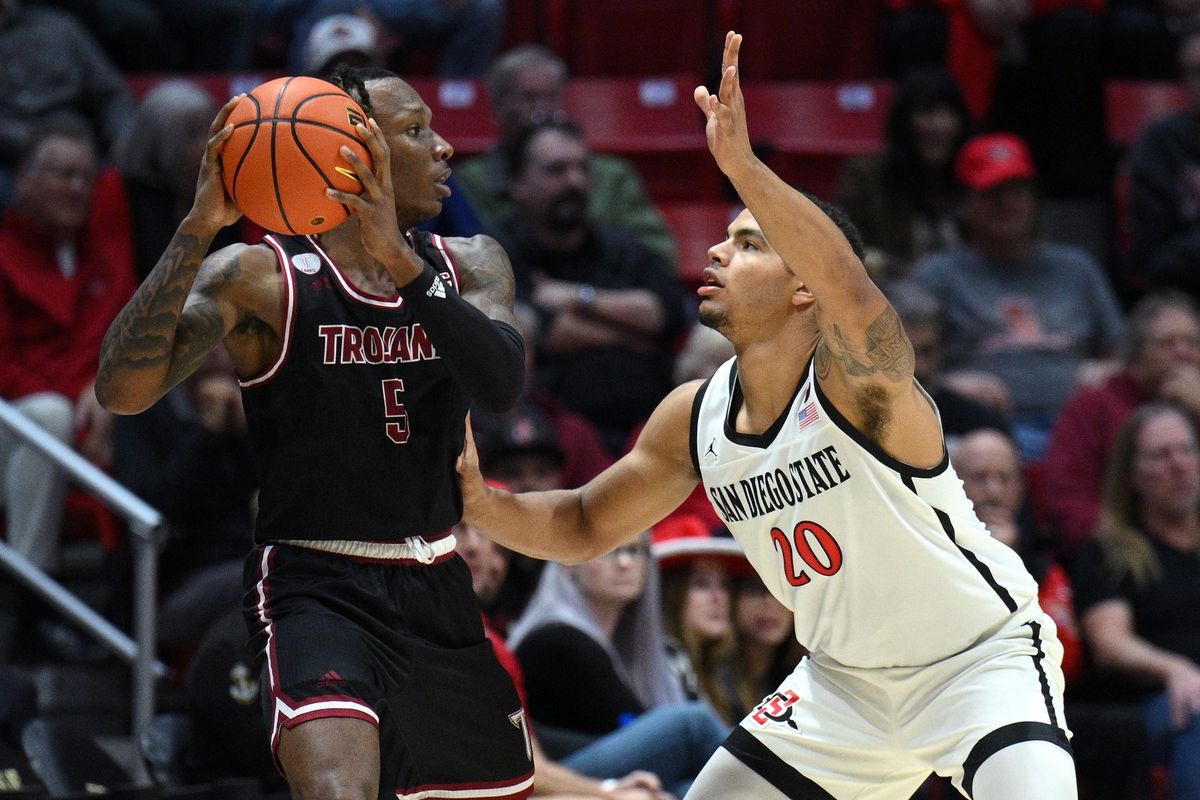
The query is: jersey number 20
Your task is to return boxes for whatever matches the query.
[382,379,409,444]
[771,522,843,586]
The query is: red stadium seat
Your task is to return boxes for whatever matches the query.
[564,75,722,202]
[741,80,892,200]
[659,201,740,287]
[404,78,499,157]
[1105,80,1188,147]
[715,0,882,80]
[543,0,712,76]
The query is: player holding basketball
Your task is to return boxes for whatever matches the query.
[96,69,532,800]
[457,33,1077,800]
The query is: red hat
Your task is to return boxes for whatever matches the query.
[651,515,753,577]
[955,133,1036,191]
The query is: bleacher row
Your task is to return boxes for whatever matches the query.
[126,69,1189,290]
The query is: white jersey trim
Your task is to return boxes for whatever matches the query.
[239,235,297,388]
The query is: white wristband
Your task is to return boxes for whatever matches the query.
[600,778,620,792]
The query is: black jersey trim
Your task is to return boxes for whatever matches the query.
[723,726,837,799]
[961,721,1072,799]
[723,360,807,449]
[690,376,714,479]
[810,356,949,479]
[240,235,297,388]
[306,234,405,307]
[1024,620,1060,728]
[933,508,1018,612]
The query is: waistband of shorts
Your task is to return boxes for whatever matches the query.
[274,533,457,564]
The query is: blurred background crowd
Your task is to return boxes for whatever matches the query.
[5,0,1200,798]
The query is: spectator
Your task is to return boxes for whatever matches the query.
[0,118,136,573]
[505,538,729,796]
[473,402,612,630]
[111,80,245,282]
[494,119,688,455]
[652,518,748,724]
[508,534,681,735]
[111,349,256,663]
[882,0,1108,198]
[719,573,806,725]
[672,321,734,385]
[883,278,1012,445]
[1039,289,1200,562]
[46,0,254,72]
[0,0,133,206]
[913,131,1125,460]
[273,0,504,78]
[457,514,715,800]
[1072,402,1200,799]
[835,66,971,282]
[1130,25,1200,299]
[456,44,677,270]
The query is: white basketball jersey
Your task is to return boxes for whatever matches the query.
[691,356,1039,669]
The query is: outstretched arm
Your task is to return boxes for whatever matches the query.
[96,96,251,414]
[457,382,701,563]
[695,32,940,465]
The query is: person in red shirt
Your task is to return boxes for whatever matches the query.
[0,117,136,571]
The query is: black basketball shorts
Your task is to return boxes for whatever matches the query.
[243,542,535,800]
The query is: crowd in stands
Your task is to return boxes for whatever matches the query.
[7,0,1200,798]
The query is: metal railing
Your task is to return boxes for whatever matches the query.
[0,398,167,742]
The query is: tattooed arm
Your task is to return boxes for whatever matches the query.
[96,95,281,415]
[697,32,940,463]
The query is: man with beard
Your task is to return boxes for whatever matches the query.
[493,119,688,455]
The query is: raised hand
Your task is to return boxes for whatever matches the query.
[190,94,245,232]
[327,118,409,269]
[693,31,756,181]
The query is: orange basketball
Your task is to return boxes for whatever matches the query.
[221,76,372,235]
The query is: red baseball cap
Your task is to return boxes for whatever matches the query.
[651,515,753,577]
[955,133,1036,191]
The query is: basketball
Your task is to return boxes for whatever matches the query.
[221,76,372,236]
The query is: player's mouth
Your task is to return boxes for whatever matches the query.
[697,266,723,298]
[435,169,452,197]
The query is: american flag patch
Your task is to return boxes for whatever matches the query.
[797,401,819,429]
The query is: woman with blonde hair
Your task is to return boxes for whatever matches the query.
[1073,401,1200,799]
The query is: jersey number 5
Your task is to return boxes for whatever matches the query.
[382,379,409,444]
[771,521,843,587]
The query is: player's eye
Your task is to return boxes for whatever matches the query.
[739,240,759,251]
[407,125,422,137]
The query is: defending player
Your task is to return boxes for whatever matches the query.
[457,33,1077,800]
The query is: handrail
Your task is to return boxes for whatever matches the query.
[0,397,166,755]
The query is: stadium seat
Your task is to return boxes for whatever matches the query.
[1105,80,1188,148]
[542,0,712,76]
[659,201,740,287]
[564,75,722,202]
[404,78,499,157]
[741,80,892,200]
[715,0,882,80]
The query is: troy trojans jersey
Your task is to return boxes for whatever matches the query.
[691,356,1039,669]
[240,231,467,544]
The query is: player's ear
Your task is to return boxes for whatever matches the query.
[792,283,815,310]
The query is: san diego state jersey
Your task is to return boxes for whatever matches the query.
[240,231,467,544]
[691,356,1039,669]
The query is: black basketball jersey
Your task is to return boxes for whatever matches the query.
[240,231,468,544]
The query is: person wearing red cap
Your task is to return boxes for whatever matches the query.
[652,518,746,724]
[912,130,1125,461]
[460,32,1078,800]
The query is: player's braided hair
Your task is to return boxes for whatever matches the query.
[329,65,405,120]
